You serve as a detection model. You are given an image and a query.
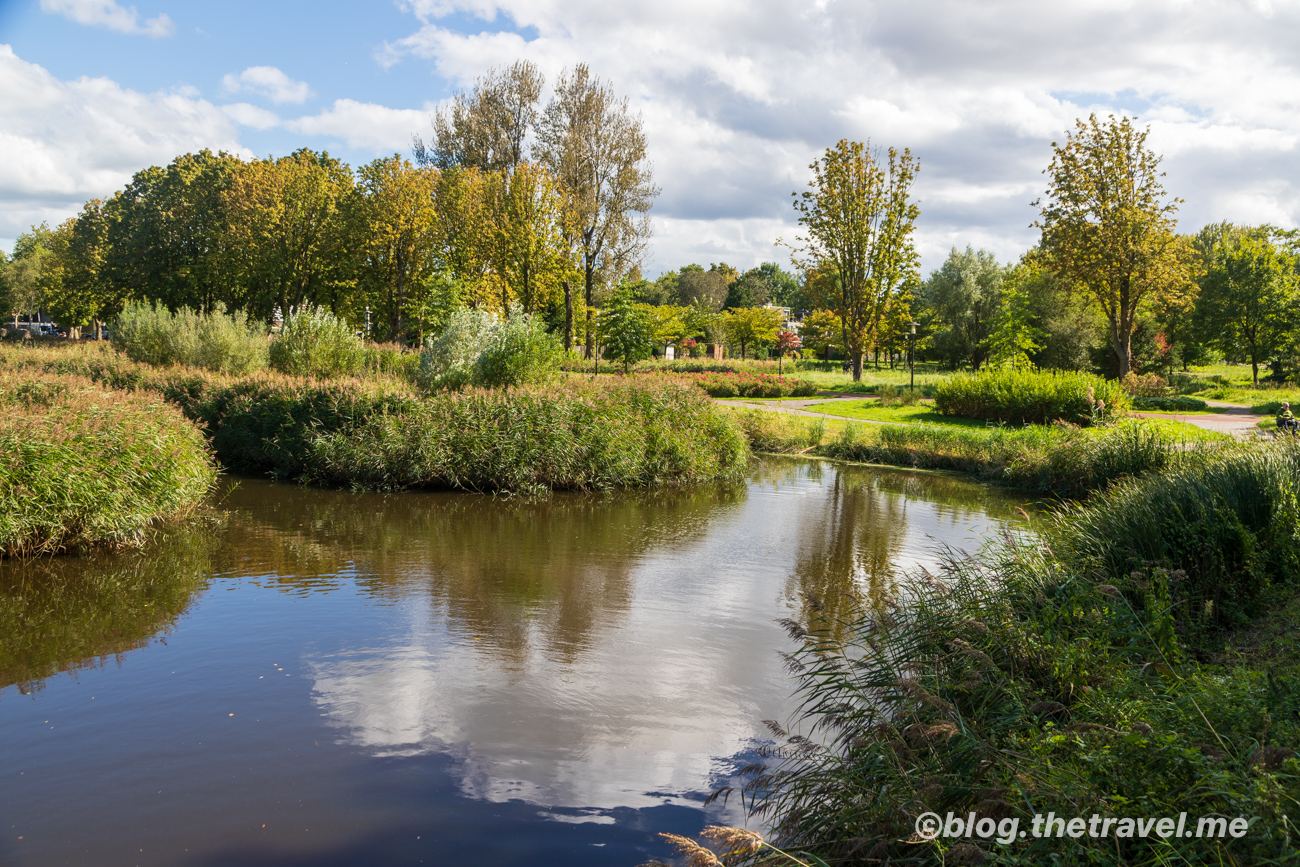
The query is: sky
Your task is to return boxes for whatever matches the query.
[1,0,1298,277]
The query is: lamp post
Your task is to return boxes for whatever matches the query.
[908,321,919,393]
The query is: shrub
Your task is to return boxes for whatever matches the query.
[933,368,1127,425]
[1131,395,1211,412]
[419,308,562,390]
[651,370,818,398]
[113,301,268,374]
[0,370,216,556]
[1121,371,1169,396]
[269,306,366,378]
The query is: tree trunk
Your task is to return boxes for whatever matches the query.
[852,352,863,382]
[563,280,574,352]
[584,264,595,359]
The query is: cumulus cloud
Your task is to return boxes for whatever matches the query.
[221,102,280,130]
[0,45,245,242]
[40,0,174,37]
[284,99,432,153]
[379,0,1300,274]
[221,66,313,105]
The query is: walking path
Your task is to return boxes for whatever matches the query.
[722,392,1268,436]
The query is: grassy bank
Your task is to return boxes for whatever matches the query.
[678,444,1300,866]
[0,345,748,494]
[0,368,216,556]
[734,409,1207,498]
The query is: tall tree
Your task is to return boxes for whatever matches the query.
[920,246,1006,370]
[414,60,544,173]
[350,155,440,343]
[1195,228,1297,385]
[675,264,728,310]
[484,161,574,316]
[535,64,659,358]
[7,224,56,326]
[789,139,920,382]
[222,149,356,320]
[46,199,127,338]
[1036,114,1194,377]
[107,150,241,312]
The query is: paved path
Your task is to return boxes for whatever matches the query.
[723,393,1269,436]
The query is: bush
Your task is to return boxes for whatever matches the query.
[113,301,268,374]
[269,305,366,378]
[0,370,216,556]
[1121,371,1169,396]
[419,307,561,391]
[1131,395,1211,412]
[655,370,818,398]
[933,368,1127,425]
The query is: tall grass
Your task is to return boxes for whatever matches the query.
[0,370,217,556]
[711,445,1300,866]
[934,368,1128,425]
[0,345,747,494]
[113,300,268,374]
[269,305,366,378]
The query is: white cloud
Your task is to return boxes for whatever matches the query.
[40,0,174,37]
[0,45,246,242]
[221,102,281,130]
[220,66,312,105]
[284,99,432,153]
[379,0,1300,273]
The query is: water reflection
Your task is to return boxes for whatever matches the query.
[0,459,1026,865]
[0,528,215,695]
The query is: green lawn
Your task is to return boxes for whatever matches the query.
[801,398,1229,442]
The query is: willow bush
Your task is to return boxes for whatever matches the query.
[113,300,268,374]
[0,370,217,556]
[933,368,1128,425]
[269,305,366,378]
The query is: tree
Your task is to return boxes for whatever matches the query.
[774,330,801,374]
[484,161,573,316]
[919,246,1005,370]
[222,148,356,321]
[45,200,128,338]
[107,150,242,313]
[722,305,782,359]
[1195,228,1297,385]
[598,282,653,372]
[8,224,56,327]
[640,303,686,348]
[1036,114,1194,378]
[987,266,1044,370]
[414,60,543,173]
[535,64,659,358]
[799,308,841,361]
[351,155,440,343]
[789,139,920,382]
[675,264,728,309]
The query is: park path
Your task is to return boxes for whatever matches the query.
[723,393,1267,436]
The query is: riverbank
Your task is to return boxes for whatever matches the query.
[0,344,748,496]
[0,368,216,557]
[674,443,1300,866]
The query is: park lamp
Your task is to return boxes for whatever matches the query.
[908,322,920,392]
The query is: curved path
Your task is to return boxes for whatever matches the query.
[723,393,1267,436]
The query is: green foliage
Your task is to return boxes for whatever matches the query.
[920,246,1006,369]
[0,369,216,557]
[671,370,818,398]
[1131,395,1210,412]
[721,306,783,359]
[1057,443,1300,636]
[474,310,563,388]
[269,305,366,378]
[598,283,654,372]
[419,306,561,390]
[987,267,1043,370]
[933,368,1128,425]
[113,300,269,374]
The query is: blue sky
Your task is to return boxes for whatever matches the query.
[2,0,1299,276]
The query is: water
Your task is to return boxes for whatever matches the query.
[0,458,1025,866]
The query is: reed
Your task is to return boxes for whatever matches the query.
[714,447,1300,865]
[933,368,1128,426]
[0,369,217,556]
